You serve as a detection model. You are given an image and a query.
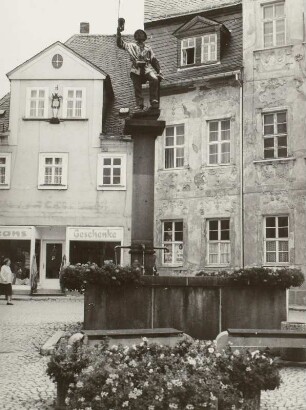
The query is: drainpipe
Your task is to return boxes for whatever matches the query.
[236,71,244,268]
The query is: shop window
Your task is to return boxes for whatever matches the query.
[63,88,86,118]
[264,216,289,264]
[26,87,49,118]
[262,2,286,48]
[263,111,287,159]
[207,219,230,265]
[162,221,183,266]
[165,124,185,169]
[69,241,121,265]
[38,153,68,189]
[0,153,11,189]
[0,240,31,284]
[97,153,127,190]
[208,119,231,165]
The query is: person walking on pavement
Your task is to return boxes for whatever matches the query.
[0,258,14,305]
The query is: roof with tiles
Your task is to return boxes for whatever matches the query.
[0,93,10,134]
[145,3,242,86]
[144,0,242,22]
[65,34,136,135]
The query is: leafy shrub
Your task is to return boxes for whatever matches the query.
[196,267,304,289]
[60,262,142,293]
[46,337,90,386]
[49,338,281,410]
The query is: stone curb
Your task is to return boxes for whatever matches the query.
[40,330,66,355]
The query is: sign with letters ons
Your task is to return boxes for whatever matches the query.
[0,227,33,240]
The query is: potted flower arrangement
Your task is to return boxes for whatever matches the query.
[47,338,281,410]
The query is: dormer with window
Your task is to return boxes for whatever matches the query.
[173,15,230,69]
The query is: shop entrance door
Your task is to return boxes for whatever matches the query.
[41,241,63,289]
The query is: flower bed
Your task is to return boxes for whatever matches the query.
[60,263,304,293]
[47,338,281,410]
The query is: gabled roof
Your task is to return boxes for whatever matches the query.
[173,15,225,37]
[145,0,242,23]
[0,93,10,133]
[6,41,107,78]
[66,34,136,135]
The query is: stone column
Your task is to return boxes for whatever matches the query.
[124,112,165,274]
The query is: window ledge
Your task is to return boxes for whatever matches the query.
[205,265,231,268]
[0,185,10,189]
[178,61,221,71]
[97,186,126,191]
[253,44,294,54]
[202,163,232,168]
[253,157,296,165]
[38,185,67,190]
[158,165,189,172]
[23,117,88,122]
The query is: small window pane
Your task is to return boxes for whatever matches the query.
[103,168,111,176]
[266,241,276,252]
[103,176,111,184]
[113,168,121,176]
[278,217,288,227]
[176,125,184,135]
[277,147,287,157]
[210,122,218,132]
[166,127,174,137]
[165,149,174,169]
[103,158,111,165]
[275,3,285,17]
[266,217,276,227]
[176,135,184,145]
[113,158,121,166]
[266,228,276,238]
[264,138,274,148]
[165,136,174,147]
[263,5,273,19]
[278,227,288,238]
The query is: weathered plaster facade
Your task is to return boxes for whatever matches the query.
[243,0,306,303]
[144,4,243,274]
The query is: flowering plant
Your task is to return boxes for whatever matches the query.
[60,263,142,293]
[196,267,304,288]
[60,338,280,410]
[46,337,90,386]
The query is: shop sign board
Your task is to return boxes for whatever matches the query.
[67,227,123,242]
[0,226,34,240]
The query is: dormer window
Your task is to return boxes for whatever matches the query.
[181,38,196,66]
[174,15,230,69]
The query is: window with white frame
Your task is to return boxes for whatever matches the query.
[208,119,231,165]
[26,87,48,118]
[201,33,217,63]
[63,88,86,118]
[97,154,126,190]
[263,111,287,159]
[265,216,289,264]
[262,2,286,48]
[207,219,230,265]
[38,153,68,189]
[165,124,185,169]
[181,38,196,66]
[0,153,11,189]
[162,221,183,265]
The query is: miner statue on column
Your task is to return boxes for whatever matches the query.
[116,18,162,111]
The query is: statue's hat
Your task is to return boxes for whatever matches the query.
[134,29,147,41]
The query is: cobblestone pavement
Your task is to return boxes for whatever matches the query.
[0,298,306,409]
[0,297,83,410]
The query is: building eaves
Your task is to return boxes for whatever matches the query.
[6,41,108,78]
[144,0,242,24]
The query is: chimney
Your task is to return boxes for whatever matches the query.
[80,22,90,34]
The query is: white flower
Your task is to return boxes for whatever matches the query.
[122,401,129,407]
[208,347,214,354]
[76,381,84,388]
[149,369,153,373]
[233,350,240,356]
[169,404,178,409]
[187,357,196,366]
[106,378,113,384]
[246,366,251,372]
[112,387,117,393]
[148,406,155,410]
[160,354,165,359]
[94,395,101,401]
[186,405,194,410]
[101,391,108,397]
[142,337,148,342]
[144,381,149,387]
[78,397,85,402]
[210,393,217,401]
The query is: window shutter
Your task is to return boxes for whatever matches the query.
[62,154,68,188]
[62,88,68,118]
[38,154,45,187]
[81,88,86,118]
[43,87,49,118]
[25,88,31,118]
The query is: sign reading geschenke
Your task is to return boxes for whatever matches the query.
[0,226,34,240]
[66,227,123,242]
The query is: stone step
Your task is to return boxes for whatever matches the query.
[84,328,189,347]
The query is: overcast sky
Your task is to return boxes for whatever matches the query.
[0,0,144,95]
